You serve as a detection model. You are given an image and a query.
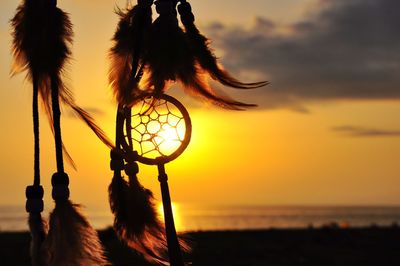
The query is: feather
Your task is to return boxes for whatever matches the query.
[179,67,256,110]
[177,1,268,90]
[109,172,169,265]
[109,1,153,106]
[145,3,191,95]
[28,213,48,266]
[43,200,109,266]
[11,0,114,154]
[142,0,257,109]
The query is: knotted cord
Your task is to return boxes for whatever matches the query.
[51,76,65,174]
[32,75,40,187]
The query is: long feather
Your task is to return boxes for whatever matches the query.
[178,2,268,90]
[179,67,256,110]
[28,213,48,266]
[11,0,114,154]
[183,22,268,89]
[143,0,257,109]
[109,1,153,106]
[43,200,109,266]
[145,3,191,95]
[109,172,169,264]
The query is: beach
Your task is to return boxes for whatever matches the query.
[1,227,399,266]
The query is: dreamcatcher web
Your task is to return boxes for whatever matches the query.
[125,97,187,159]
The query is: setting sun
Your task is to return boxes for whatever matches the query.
[128,96,190,160]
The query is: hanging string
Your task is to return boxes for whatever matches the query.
[51,76,65,174]
[32,74,40,187]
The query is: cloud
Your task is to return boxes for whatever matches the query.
[332,125,400,137]
[205,0,400,109]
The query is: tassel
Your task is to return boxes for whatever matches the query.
[143,0,257,110]
[109,0,154,106]
[28,213,48,266]
[43,200,108,266]
[178,1,268,90]
[109,158,168,264]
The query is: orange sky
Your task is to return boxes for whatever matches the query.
[1,0,400,208]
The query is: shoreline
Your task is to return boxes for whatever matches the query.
[1,227,399,265]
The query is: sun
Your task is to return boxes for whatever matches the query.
[156,123,185,155]
[129,97,188,159]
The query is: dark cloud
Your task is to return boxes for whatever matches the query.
[206,0,400,109]
[332,125,400,137]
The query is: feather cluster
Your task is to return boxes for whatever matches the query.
[28,213,48,266]
[109,0,268,110]
[109,171,169,264]
[11,0,113,152]
[42,200,109,266]
[109,0,153,106]
[12,1,112,265]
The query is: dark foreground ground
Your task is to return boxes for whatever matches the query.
[1,227,399,266]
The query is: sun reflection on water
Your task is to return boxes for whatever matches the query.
[157,202,183,232]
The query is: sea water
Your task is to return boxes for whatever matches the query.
[1,204,400,232]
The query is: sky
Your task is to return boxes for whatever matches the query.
[0,0,399,209]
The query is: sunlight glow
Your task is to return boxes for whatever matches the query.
[129,97,188,159]
[158,202,183,232]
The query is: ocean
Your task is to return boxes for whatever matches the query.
[1,204,400,232]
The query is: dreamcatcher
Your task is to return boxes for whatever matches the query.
[11,0,112,265]
[109,0,267,265]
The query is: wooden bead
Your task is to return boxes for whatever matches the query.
[125,162,139,176]
[178,2,192,14]
[51,172,69,186]
[178,2,195,24]
[52,185,70,200]
[26,199,44,213]
[110,159,125,171]
[26,185,44,199]
[156,0,174,15]
[110,149,123,160]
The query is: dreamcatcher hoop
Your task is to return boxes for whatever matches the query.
[120,94,192,165]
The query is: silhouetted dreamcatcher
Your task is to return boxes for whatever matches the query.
[11,0,113,265]
[108,0,267,265]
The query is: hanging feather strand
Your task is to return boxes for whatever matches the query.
[11,0,113,153]
[178,1,268,90]
[42,200,108,266]
[11,1,110,265]
[109,0,153,106]
[109,1,172,263]
[109,160,169,264]
[143,0,261,110]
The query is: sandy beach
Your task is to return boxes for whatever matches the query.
[1,227,399,266]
